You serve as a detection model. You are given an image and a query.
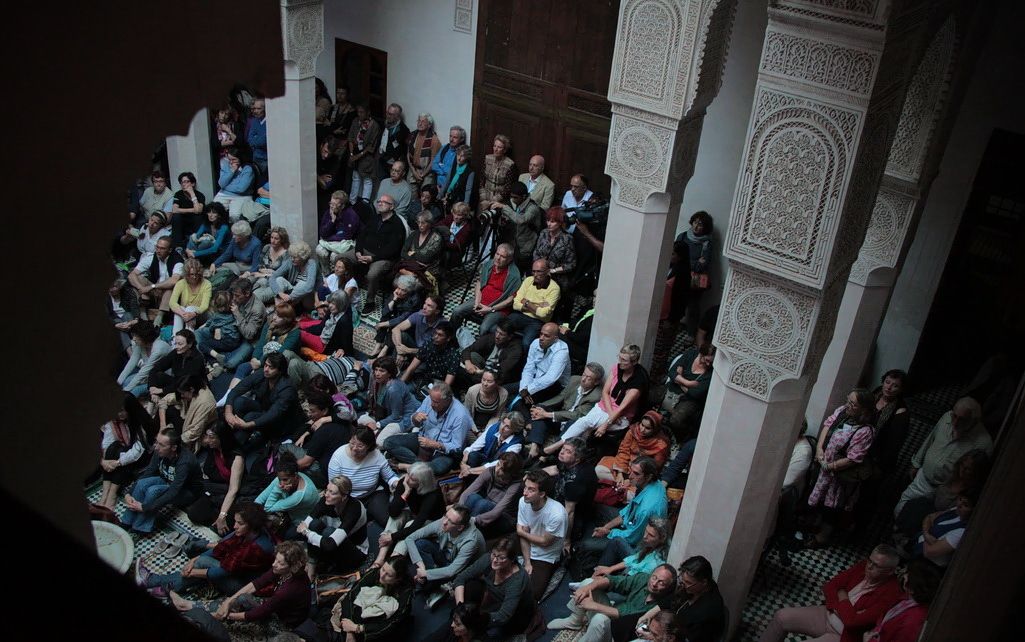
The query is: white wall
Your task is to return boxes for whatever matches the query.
[676,1,768,307]
[872,0,1025,383]
[315,0,478,141]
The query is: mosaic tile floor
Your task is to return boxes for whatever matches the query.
[86,484,218,579]
[735,382,963,641]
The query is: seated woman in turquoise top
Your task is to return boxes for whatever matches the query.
[186,202,231,266]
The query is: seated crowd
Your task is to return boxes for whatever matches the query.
[100,88,988,642]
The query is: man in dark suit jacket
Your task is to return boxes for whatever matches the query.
[524,364,604,460]
[377,102,410,182]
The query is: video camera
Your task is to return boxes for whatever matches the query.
[564,197,609,225]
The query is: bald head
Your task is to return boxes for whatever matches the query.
[531,259,551,286]
[528,155,545,178]
[539,323,560,349]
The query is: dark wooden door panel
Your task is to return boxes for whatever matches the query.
[473,0,620,200]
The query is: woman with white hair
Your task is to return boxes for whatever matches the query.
[406,112,441,188]
[368,461,444,568]
[255,240,320,311]
[372,274,424,354]
[301,288,354,356]
[209,219,262,287]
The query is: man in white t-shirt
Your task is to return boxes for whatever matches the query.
[517,468,568,600]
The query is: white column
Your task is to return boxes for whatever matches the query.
[807,18,958,425]
[672,0,937,630]
[587,0,738,368]
[266,0,324,247]
[165,108,214,194]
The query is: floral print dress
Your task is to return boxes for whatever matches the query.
[808,404,876,511]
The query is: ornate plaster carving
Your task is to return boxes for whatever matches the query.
[454,0,473,34]
[715,267,819,399]
[609,0,736,120]
[760,29,879,96]
[724,88,861,289]
[849,186,914,284]
[281,0,323,79]
[886,16,955,182]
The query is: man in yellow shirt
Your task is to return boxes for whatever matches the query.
[507,259,561,348]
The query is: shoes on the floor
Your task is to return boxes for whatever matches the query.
[163,544,183,559]
[425,590,447,610]
[208,363,224,380]
[172,531,190,547]
[135,558,152,587]
[151,539,170,555]
[548,614,586,631]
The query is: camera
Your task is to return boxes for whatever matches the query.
[564,197,609,225]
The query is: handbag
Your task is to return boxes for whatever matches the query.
[690,271,709,290]
[834,425,879,483]
[593,480,628,507]
[661,389,683,412]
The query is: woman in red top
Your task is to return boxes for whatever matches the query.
[865,559,942,642]
[170,540,311,635]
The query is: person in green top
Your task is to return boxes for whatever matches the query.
[548,563,678,641]
[254,452,320,528]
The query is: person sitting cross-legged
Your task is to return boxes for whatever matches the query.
[398,321,461,391]
[381,382,473,477]
[295,474,369,574]
[459,411,525,479]
[524,362,603,462]
[517,469,568,601]
[403,504,486,609]
[459,452,524,539]
[548,563,678,641]
[120,428,203,534]
[575,455,668,575]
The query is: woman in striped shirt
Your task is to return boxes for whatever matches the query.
[327,427,399,527]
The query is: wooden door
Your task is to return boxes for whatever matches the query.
[335,39,388,117]
[471,0,621,197]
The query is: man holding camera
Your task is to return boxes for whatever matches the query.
[496,181,544,273]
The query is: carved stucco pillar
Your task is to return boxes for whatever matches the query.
[588,0,738,369]
[266,0,323,247]
[808,17,957,425]
[669,0,935,630]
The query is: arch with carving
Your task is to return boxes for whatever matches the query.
[726,95,856,287]
[852,15,958,286]
[606,0,739,210]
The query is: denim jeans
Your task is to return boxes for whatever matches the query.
[121,476,169,533]
[196,326,242,356]
[223,342,254,370]
[462,493,497,517]
[381,433,456,477]
[661,438,696,488]
[147,551,251,596]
